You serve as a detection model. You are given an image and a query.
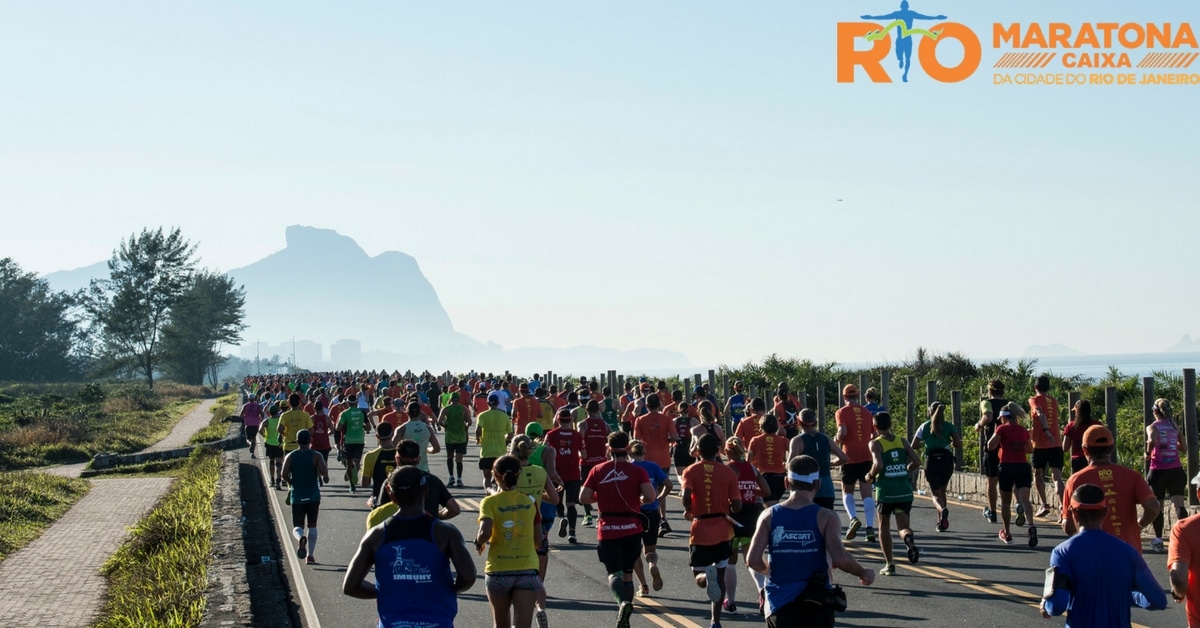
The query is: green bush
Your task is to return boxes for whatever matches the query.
[0,471,90,561]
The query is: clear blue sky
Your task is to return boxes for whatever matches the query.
[2,1,1196,367]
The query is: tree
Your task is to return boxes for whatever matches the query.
[86,227,198,389]
[160,271,247,386]
[0,258,83,381]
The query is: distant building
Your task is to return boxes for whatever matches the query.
[331,339,362,370]
[294,340,323,370]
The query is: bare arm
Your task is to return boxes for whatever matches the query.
[1170,560,1189,602]
[438,523,476,593]
[987,430,1001,452]
[1145,425,1156,460]
[428,431,441,455]
[821,508,875,585]
[542,476,560,506]
[640,481,656,506]
[866,440,884,481]
[281,452,294,482]
[747,509,772,574]
[342,527,383,598]
[579,486,597,506]
[1138,497,1162,529]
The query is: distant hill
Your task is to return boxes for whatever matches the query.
[1166,335,1200,353]
[1024,343,1084,358]
[44,260,109,294]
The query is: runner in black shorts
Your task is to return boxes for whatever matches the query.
[975,380,1008,524]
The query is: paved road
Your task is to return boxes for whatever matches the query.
[248,440,1186,628]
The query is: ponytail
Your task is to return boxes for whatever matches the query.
[930,402,945,438]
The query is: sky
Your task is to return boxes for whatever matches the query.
[2,1,1197,369]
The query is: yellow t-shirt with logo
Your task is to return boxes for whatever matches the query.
[279,410,313,451]
[478,489,539,573]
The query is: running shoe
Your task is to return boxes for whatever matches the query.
[583,515,595,527]
[845,517,862,541]
[661,520,673,534]
[297,536,308,559]
[1035,505,1051,518]
[349,484,356,493]
[939,508,950,532]
[448,476,455,487]
[637,585,649,598]
[1151,538,1166,553]
[983,507,997,523]
[650,564,663,591]
[306,556,316,565]
[336,450,343,463]
[722,599,738,613]
[558,519,568,538]
[1015,504,1026,527]
[250,452,256,459]
[568,534,577,544]
[1028,526,1039,548]
[704,565,722,604]
[616,601,633,628]
[709,623,722,628]
[865,527,877,543]
[456,479,464,488]
[880,562,896,576]
[536,608,549,628]
[904,535,920,564]
[998,529,1013,544]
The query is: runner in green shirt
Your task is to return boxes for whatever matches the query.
[911,402,963,533]
[260,404,285,489]
[337,405,371,493]
[866,412,923,576]
[438,393,473,487]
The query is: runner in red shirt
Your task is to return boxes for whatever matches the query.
[545,408,584,544]
[987,402,1039,547]
[580,431,655,628]
[578,400,611,527]
[309,401,334,465]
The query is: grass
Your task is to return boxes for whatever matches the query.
[95,448,221,628]
[0,383,208,471]
[187,394,240,446]
[0,471,90,562]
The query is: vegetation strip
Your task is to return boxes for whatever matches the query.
[0,471,90,562]
[187,393,240,446]
[94,448,220,628]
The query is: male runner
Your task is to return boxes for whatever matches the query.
[633,393,677,537]
[545,408,583,543]
[337,399,371,492]
[437,392,473,487]
[748,414,789,506]
[865,412,922,575]
[734,397,766,447]
[512,382,542,434]
[475,393,513,493]
[835,384,877,542]
[578,400,611,527]
[600,387,621,433]
[279,393,313,453]
[363,422,398,509]
[396,401,440,473]
[975,379,1008,523]
[366,440,460,528]
[1029,375,1064,519]
[772,383,802,439]
[682,433,741,628]
[1063,425,1160,553]
[790,408,850,511]
[240,394,263,457]
[282,429,329,565]
[260,404,285,489]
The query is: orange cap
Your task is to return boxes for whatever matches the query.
[1083,425,1114,448]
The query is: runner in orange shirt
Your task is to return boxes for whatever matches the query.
[747,414,789,506]
[734,397,766,446]
[1169,472,1200,626]
[511,382,542,434]
[1064,424,1161,553]
[835,384,878,543]
[681,433,741,628]
[1028,375,1064,520]
[633,393,677,537]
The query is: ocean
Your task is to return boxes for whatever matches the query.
[1025,352,1200,381]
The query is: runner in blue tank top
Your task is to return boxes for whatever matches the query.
[343,466,477,627]
[724,381,747,428]
[789,409,850,512]
[748,455,874,627]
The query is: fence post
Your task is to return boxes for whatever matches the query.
[837,380,845,408]
[927,380,938,407]
[1143,377,1156,430]
[906,376,916,437]
[1185,369,1197,506]
[817,386,826,434]
[859,373,869,403]
[1105,386,1118,464]
[1068,391,1081,413]
[952,390,963,467]
[881,370,891,411]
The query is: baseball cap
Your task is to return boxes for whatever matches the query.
[1083,425,1114,448]
[295,429,312,444]
[487,393,500,406]
[525,422,544,437]
[842,384,859,397]
[694,385,705,395]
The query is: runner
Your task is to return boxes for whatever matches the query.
[397,401,441,473]
[362,422,398,509]
[579,431,656,628]
[723,381,747,431]
[673,402,695,481]
[628,439,671,598]
[279,392,313,454]
[789,408,849,512]
[723,437,770,615]
[865,411,922,575]
[863,387,886,416]
[1170,472,1200,626]
[734,397,766,448]
[748,455,875,627]
[974,379,1008,524]
[239,393,263,457]
[343,466,477,627]
[632,393,676,537]
[748,414,789,507]
[545,408,583,544]
[1029,375,1065,520]
[987,403,1039,547]
[578,400,610,528]
[600,387,622,433]
[1147,398,1189,553]
[1061,399,1098,476]
[835,384,877,543]
[337,398,371,493]
[309,401,334,469]
[260,403,285,489]
[911,401,962,532]
[772,383,802,439]
[1063,424,1161,553]
[365,440,460,527]
[682,433,741,628]
[511,435,560,628]
[690,401,727,460]
[526,421,563,626]
[281,429,329,565]
[437,392,473,488]
[476,393,514,493]
[475,455,544,628]
[534,388,556,431]
[512,383,542,435]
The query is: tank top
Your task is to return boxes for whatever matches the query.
[1150,419,1183,470]
[601,399,620,432]
[764,503,827,617]
[517,463,549,507]
[289,449,321,504]
[375,514,457,627]
[405,421,432,472]
[799,432,835,499]
[729,394,746,423]
[530,443,548,469]
[874,433,913,504]
[263,417,281,446]
[673,417,694,466]
[728,460,760,504]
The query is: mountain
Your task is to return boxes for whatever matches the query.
[44,260,109,294]
[1023,343,1084,357]
[1166,335,1200,353]
[226,225,478,355]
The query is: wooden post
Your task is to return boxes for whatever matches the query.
[859,373,868,405]
[816,386,826,433]
[952,390,963,467]
[906,376,916,437]
[798,391,808,410]
[837,380,845,408]
[927,380,938,407]
[618,375,625,393]
[1143,377,1156,430]
[1186,369,1198,506]
[1068,391,1081,412]
[1105,386,1118,464]
[694,374,702,391]
[881,370,891,411]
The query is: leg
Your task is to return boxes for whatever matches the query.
[1050,467,1065,508]
[931,487,947,516]
[896,508,918,563]
[456,452,464,480]
[861,483,876,531]
[1153,484,1168,538]
[487,589,513,628]
[987,477,998,512]
[1033,465,1049,508]
[633,557,647,590]
[512,589,537,628]
[1000,490,1012,534]
[712,566,727,624]
[842,481,858,520]
[446,450,455,478]
[878,513,894,564]
[724,550,739,607]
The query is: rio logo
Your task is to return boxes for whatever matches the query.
[838,1,982,83]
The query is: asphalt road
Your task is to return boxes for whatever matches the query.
[247,441,1187,628]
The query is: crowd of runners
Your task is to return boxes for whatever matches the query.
[236,370,1200,628]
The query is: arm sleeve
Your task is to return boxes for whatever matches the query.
[1131,551,1169,610]
[1042,549,1070,617]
